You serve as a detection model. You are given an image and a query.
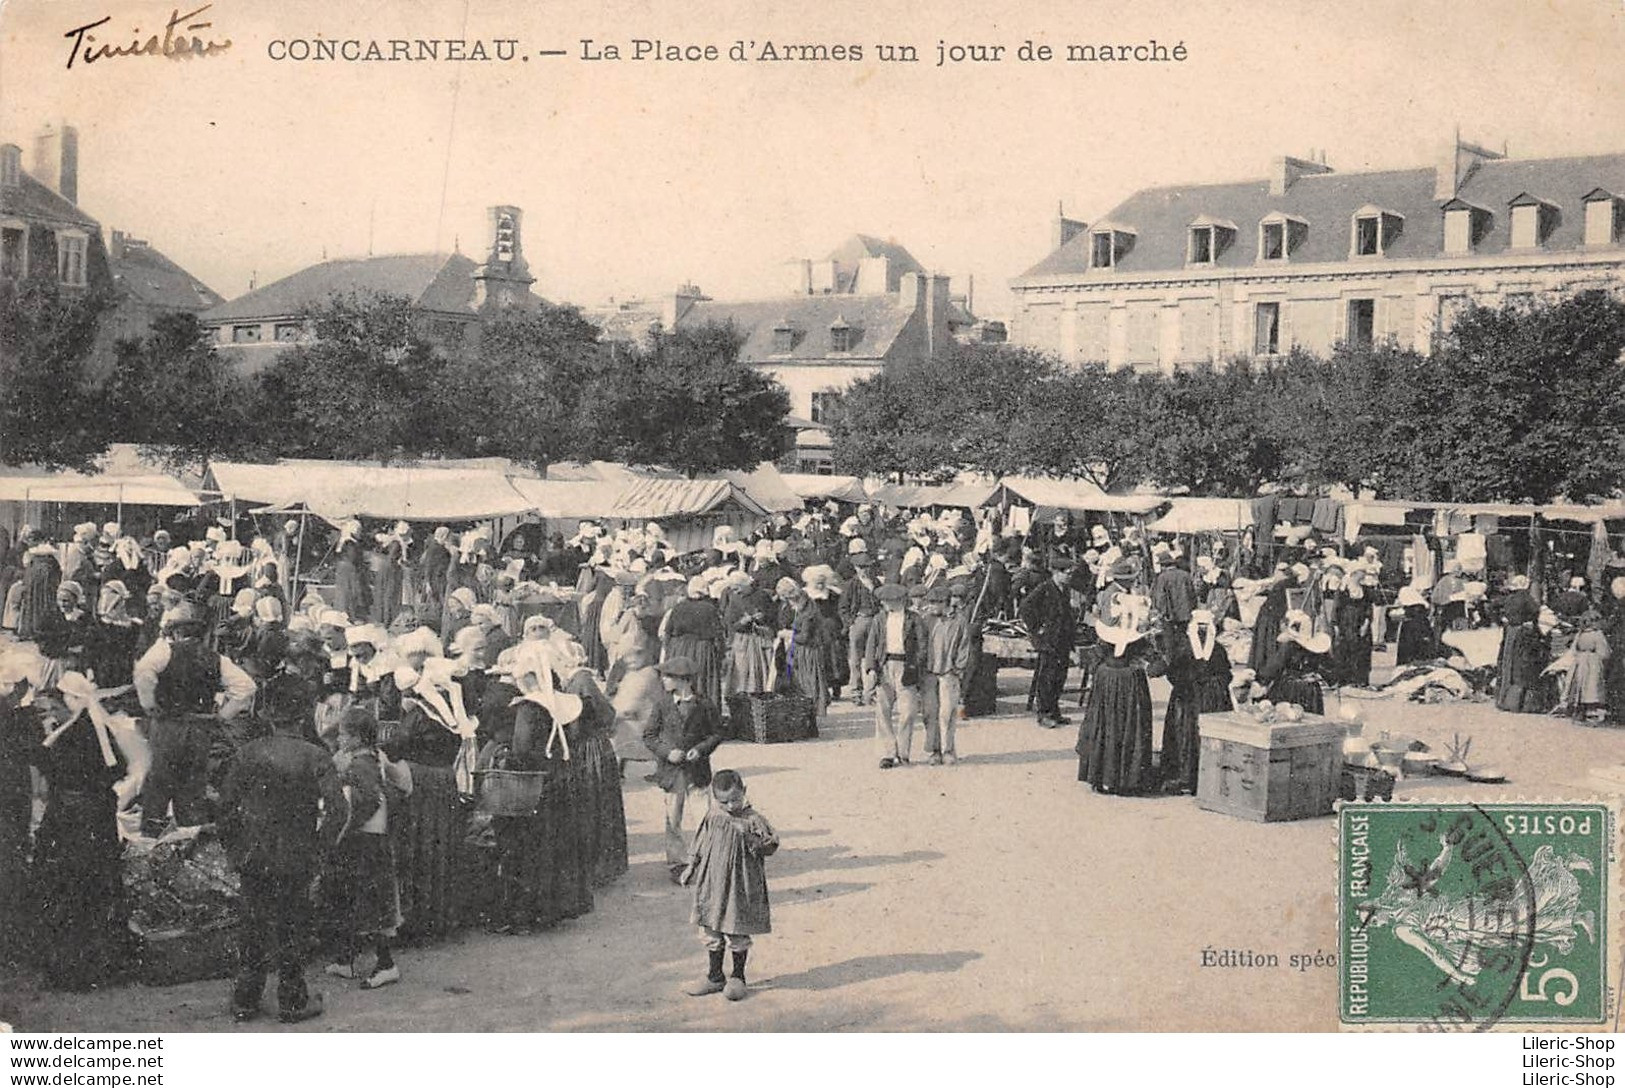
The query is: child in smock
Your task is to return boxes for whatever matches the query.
[680,769,778,1001]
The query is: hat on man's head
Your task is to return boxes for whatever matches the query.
[850,551,873,567]
[657,657,696,679]
[1049,554,1076,572]
[876,583,909,604]
[925,583,951,603]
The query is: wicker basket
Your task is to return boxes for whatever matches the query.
[474,768,549,817]
[726,693,818,744]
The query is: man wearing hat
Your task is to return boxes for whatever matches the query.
[863,582,927,769]
[219,673,347,1023]
[840,551,882,706]
[134,603,258,837]
[920,582,973,764]
[1020,554,1077,728]
[1150,545,1198,655]
[644,657,725,881]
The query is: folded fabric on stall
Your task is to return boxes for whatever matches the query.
[1311,497,1341,533]
[1456,532,1487,573]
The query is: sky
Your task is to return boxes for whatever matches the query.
[1,0,1623,320]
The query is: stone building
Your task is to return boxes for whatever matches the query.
[589,235,978,471]
[200,205,540,369]
[1008,140,1625,369]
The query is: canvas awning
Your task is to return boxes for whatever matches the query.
[0,472,203,507]
[780,473,869,504]
[1145,497,1254,533]
[210,462,534,521]
[988,477,1166,516]
[720,463,804,514]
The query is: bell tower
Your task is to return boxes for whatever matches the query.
[473,205,536,310]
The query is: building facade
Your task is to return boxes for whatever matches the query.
[589,235,975,471]
[1009,142,1625,369]
[200,205,540,370]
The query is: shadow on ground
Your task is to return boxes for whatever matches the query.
[761,950,982,992]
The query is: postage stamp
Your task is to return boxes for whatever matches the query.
[1339,801,1617,1030]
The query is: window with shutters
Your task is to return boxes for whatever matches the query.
[0,224,24,280]
[1186,218,1236,266]
[56,232,87,286]
[1441,200,1492,256]
[1346,299,1376,349]
[1257,213,1308,262]
[1089,226,1136,270]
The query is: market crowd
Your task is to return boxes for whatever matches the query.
[3,500,1622,1018]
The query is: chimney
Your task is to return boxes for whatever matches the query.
[0,145,20,188]
[1434,133,1505,200]
[31,123,79,205]
[1270,154,1333,196]
[898,271,927,314]
[783,258,812,295]
[110,229,125,261]
[925,274,952,358]
[1053,202,1087,250]
[662,283,708,329]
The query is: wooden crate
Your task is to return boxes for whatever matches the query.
[1196,712,1346,822]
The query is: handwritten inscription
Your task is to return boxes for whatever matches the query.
[63,4,232,70]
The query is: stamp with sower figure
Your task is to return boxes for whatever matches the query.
[1340,801,1616,1030]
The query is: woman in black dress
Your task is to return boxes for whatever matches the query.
[1495,574,1548,713]
[1077,600,1160,795]
[1160,609,1232,795]
[27,674,133,989]
[1255,610,1330,715]
[380,661,476,940]
[1331,566,1374,688]
[1392,585,1435,666]
[1247,567,1294,673]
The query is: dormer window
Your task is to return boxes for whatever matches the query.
[1583,189,1625,247]
[1441,199,1492,256]
[1089,224,1136,270]
[772,319,798,354]
[1350,205,1403,257]
[1258,213,1308,262]
[828,317,854,354]
[1186,216,1236,265]
[1508,193,1559,249]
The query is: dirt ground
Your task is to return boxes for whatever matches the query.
[7,650,1625,1032]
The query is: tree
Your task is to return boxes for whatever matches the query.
[829,364,953,482]
[1021,364,1161,491]
[440,302,605,468]
[1414,291,1625,503]
[1137,360,1282,495]
[0,276,115,470]
[578,321,792,476]
[254,293,451,461]
[103,311,264,472]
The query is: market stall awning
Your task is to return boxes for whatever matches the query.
[988,477,1166,516]
[868,480,997,510]
[0,472,203,506]
[720,463,804,514]
[507,478,626,521]
[607,478,767,521]
[210,461,534,521]
[1145,497,1254,533]
[780,473,869,504]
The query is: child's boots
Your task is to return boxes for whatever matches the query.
[685,948,726,996]
[724,950,749,1001]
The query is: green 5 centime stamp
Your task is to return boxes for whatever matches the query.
[1340,802,1615,1029]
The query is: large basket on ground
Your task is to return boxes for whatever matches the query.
[473,768,549,817]
[726,693,819,744]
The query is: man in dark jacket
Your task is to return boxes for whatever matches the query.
[644,657,725,882]
[840,552,882,706]
[963,546,1013,717]
[1020,555,1077,728]
[134,603,257,836]
[863,582,928,769]
[219,676,346,1023]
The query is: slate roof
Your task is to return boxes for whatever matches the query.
[200,253,482,323]
[0,172,98,230]
[110,240,221,311]
[1017,152,1625,279]
[684,294,912,362]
